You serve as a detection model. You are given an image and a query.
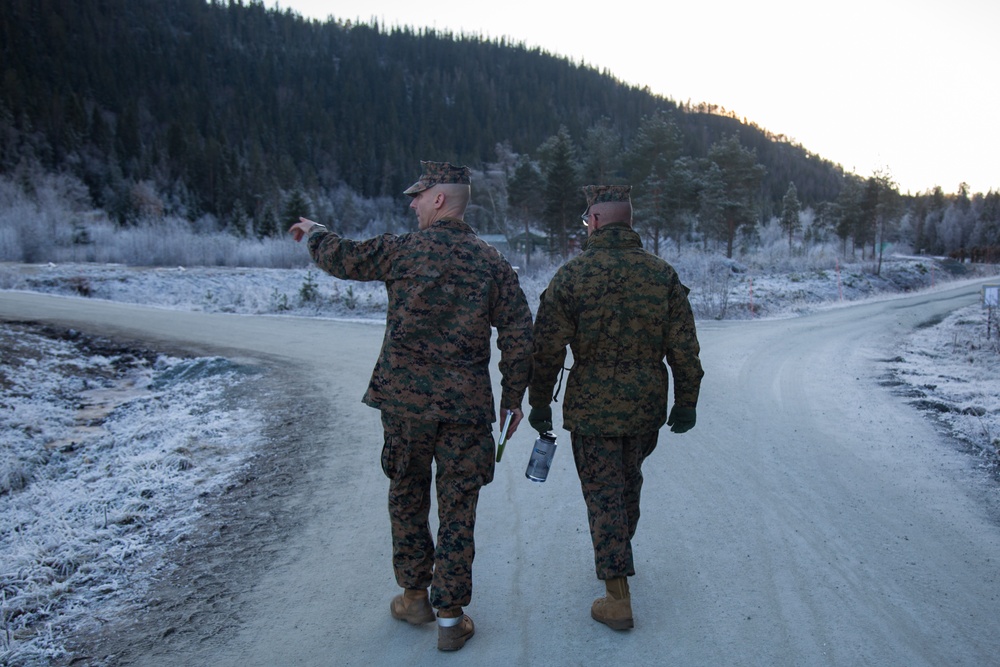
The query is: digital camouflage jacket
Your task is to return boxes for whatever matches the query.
[308,217,533,424]
[529,223,703,435]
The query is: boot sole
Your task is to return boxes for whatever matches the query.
[437,634,473,652]
[592,609,634,630]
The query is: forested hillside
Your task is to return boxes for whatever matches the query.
[1,2,835,212]
[1,0,997,264]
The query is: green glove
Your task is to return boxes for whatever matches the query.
[528,405,553,433]
[667,406,696,434]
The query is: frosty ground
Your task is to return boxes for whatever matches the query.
[0,257,998,666]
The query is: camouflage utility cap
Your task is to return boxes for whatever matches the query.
[582,184,632,207]
[403,161,472,196]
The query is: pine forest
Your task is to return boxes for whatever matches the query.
[1,0,998,269]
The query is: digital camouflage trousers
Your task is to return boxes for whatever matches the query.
[571,431,659,580]
[380,411,495,611]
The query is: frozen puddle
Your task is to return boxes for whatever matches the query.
[46,365,154,455]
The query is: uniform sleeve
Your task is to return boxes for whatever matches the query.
[308,228,397,281]
[528,277,573,408]
[665,278,704,408]
[492,264,534,410]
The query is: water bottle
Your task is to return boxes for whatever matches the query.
[525,431,557,483]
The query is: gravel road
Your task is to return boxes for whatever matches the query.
[2,282,998,667]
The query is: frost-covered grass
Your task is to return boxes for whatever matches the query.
[1,250,989,323]
[887,305,1000,474]
[0,172,406,269]
[0,325,265,666]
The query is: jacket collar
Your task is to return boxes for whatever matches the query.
[425,217,476,234]
[585,222,642,250]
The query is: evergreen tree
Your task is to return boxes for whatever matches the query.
[869,170,902,275]
[812,200,840,244]
[697,161,727,252]
[580,118,622,184]
[507,156,544,271]
[116,101,141,164]
[836,177,865,256]
[633,163,670,255]
[857,177,880,257]
[704,135,766,258]
[625,112,691,254]
[255,205,279,239]
[780,181,801,249]
[230,200,252,237]
[975,191,1000,247]
[625,110,682,183]
[468,158,509,237]
[282,189,313,234]
[632,157,700,255]
[508,157,544,215]
[665,156,701,250]
[539,127,580,259]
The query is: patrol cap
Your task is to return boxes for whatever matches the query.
[403,161,472,196]
[582,184,632,207]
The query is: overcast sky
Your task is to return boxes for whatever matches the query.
[271,0,999,196]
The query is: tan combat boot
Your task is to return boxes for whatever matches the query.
[437,608,475,651]
[390,588,435,625]
[591,577,634,630]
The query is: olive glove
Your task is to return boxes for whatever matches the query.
[528,405,553,433]
[667,406,697,434]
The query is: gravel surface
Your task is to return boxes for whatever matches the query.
[1,263,998,665]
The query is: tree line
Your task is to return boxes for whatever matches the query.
[0,0,997,268]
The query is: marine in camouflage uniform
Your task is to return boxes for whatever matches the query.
[290,161,533,651]
[528,184,703,630]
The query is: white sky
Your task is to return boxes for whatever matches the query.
[272,0,999,196]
